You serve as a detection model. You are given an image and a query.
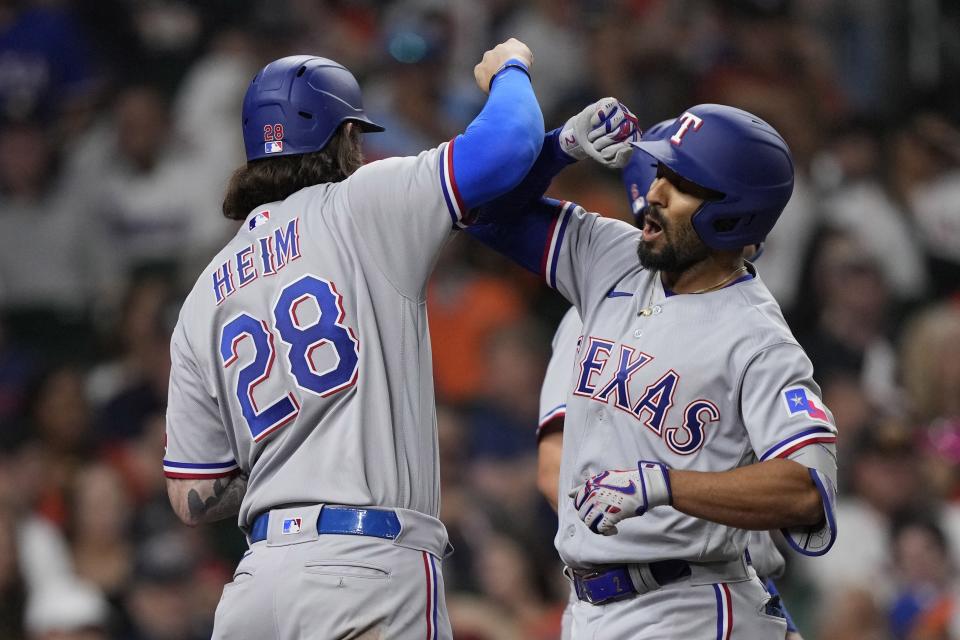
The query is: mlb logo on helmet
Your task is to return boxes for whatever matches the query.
[782,388,829,422]
[265,141,284,154]
[282,517,303,534]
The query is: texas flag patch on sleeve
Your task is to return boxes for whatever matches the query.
[782,387,830,423]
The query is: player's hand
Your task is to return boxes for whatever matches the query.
[569,461,672,535]
[785,633,804,640]
[559,98,640,168]
[474,38,533,94]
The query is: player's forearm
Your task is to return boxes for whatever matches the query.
[537,429,564,512]
[166,473,247,526]
[454,64,544,207]
[668,459,822,530]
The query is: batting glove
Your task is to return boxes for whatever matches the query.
[559,97,640,168]
[569,461,672,535]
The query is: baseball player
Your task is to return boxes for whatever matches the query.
[468,101,838,638]
[162,39,544,639]
[537,120,802,639]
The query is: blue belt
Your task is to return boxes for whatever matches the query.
[571,559,692,605]
[249,506,402,544]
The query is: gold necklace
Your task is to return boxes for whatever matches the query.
[689,265,748,294]
[637,265,748,317]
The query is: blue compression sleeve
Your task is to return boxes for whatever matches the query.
[471,128,575,225]
[450,60,544,210]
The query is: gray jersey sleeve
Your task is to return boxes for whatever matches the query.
[538,307,584,436]
[740,342,838,556]
[338,143,460,299]
[543,203,640,312]
[164,320,239,479]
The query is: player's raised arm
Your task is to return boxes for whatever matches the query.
[452,38,544,208]
[465,98,640,313]
[327,38,546,300]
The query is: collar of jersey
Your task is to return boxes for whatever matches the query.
[660,261,758,298]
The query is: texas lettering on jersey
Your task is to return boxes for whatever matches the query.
[573,336,718,455]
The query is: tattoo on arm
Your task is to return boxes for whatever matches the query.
[175,474,248,525]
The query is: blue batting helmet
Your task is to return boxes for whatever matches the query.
[241,55,384,163]
[622,119,674,219]
[629,104,794,251]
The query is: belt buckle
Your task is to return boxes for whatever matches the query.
[577,573,602,605]
[576,569,623,605]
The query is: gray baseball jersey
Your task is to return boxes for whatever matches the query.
[548,203,838,568]
[473,199,838,569]
[164,142,465,529]
[539,306,787,579]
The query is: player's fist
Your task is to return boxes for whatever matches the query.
[569,461,672,535]
[474,38,533,94]
[559,98,640,168]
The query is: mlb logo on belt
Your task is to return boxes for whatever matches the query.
[265,141,284,154]
[782,387,829,423]
[282,517,302,534]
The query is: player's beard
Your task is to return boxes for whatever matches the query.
[636,204,710,273]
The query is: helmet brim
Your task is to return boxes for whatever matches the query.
[351,116,385,133]
[629,139,725,196]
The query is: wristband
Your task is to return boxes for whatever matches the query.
[489,58,531,91]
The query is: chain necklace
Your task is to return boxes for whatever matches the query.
[689,265,748,294]
[638,265,747,317]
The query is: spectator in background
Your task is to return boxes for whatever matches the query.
[0,445,76,603]
[0,0,99,126]
[497,0,586,119]
[465,322,547,518]
[893,112,960,300]
[816,587,893,640]
[0,117,108,354]
[89,273,174,443]
[472,531,563,640]
[68,464,134,609]
[360,8,461,160]
[0,320,35,431]
[71,83,239,288]
[124,532,210,640]
[0,503,26,639]
[888,514,958,640]
[900,302,960,502]
[24,365,95,528]
[428,237,526,405]
[25,579,110,640]
[818,119,930,301]
[740,103,822,315]
[796,422,922,605]
[800,231,899,427]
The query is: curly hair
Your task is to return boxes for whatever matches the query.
[222,123,364,220]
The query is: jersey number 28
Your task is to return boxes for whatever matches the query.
[219,275,360,441]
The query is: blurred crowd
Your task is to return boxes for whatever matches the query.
[0,0,958,638]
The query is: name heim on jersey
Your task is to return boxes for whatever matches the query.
[212,217,302,304]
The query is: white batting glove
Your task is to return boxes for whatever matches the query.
[569,461,672,535]
[559,97,640,168]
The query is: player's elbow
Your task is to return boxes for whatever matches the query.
[786,482,826,528]
[500,121,542,183]
[165,478,200,527]
[536,428,563,512]
[536,463,559,511]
